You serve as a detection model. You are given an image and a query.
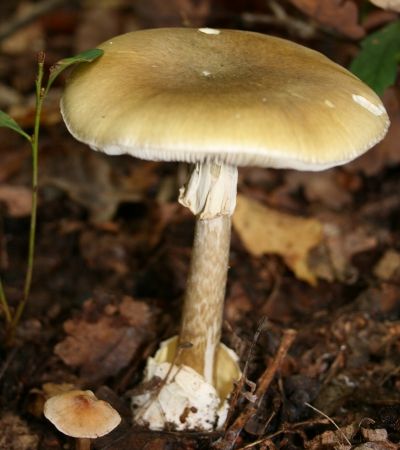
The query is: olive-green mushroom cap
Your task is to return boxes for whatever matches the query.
[61,28,389,170]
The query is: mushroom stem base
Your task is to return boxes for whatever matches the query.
[132,337,241,431]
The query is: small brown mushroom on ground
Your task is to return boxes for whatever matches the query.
[60,28,389,430]
[44,390,121,450]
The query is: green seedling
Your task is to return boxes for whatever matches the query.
[0,48,103,339]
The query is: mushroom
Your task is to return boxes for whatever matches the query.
[60,28,389,430]
[44,390,121,450]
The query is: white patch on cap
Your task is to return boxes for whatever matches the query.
[202,70,211,77]
[324,100,335,108]
[198,28,220,35]
[352,94,385,116]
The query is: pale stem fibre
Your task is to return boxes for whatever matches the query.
[177,162,238,384]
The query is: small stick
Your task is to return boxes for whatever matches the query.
[224,317,268,429]
[0,347,18,381]
[304,402,352,446]
[235,417,333,449]
[242,0,316,41]
[215,329,297,450]
[253,328,296,403]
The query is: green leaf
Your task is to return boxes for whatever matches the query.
[46,48,104,94]
[350,20,400,96]
[0,110,31,141]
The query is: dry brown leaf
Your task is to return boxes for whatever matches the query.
[361,427,388,442]
[369,0,400,12]
[79,230,132,275]
[305,423,356,449]
[233,194,323,285]
[324,223,377,281]
[308,211,378,283]
[289,0,365,38]
[55,296,155,382]
[0,413,39,450]
[284,170,353,210]
[363,9,398,31]
[41,144,157,222]
[0,185,32,217]
[8,90,62,128]
[373,250,400,281]
[354,443,398,449]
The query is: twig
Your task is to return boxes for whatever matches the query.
[0,347,18,381]
[304,402,352,447]
[215,329,297,450]
[224,317,268,429]
[0,277,12,324]
[236,428,304,450]
[0,0,70,41]
[242,0,316,40]
[322,345,347,386]
[235,417,333,449]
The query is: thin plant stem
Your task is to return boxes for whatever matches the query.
[304,402,352,446]
[11,52,45,330]
[0,277,12,324]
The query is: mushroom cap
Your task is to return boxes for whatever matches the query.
[61,28,389,171]
[44,390,121,439]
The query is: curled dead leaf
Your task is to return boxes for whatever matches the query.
[354,442,398,449]
[373,250,400,281]
[55,296,156,382]
[41,144,158,222]
[233,194,323,285]
[305,422,356,449]
[0,185,32,217]
[361,427,388,442]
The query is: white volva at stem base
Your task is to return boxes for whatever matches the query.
[132,337,240,431]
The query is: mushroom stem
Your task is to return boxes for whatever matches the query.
[177,162,238,385]
[76,438,91,450]
[178,214,231,383]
